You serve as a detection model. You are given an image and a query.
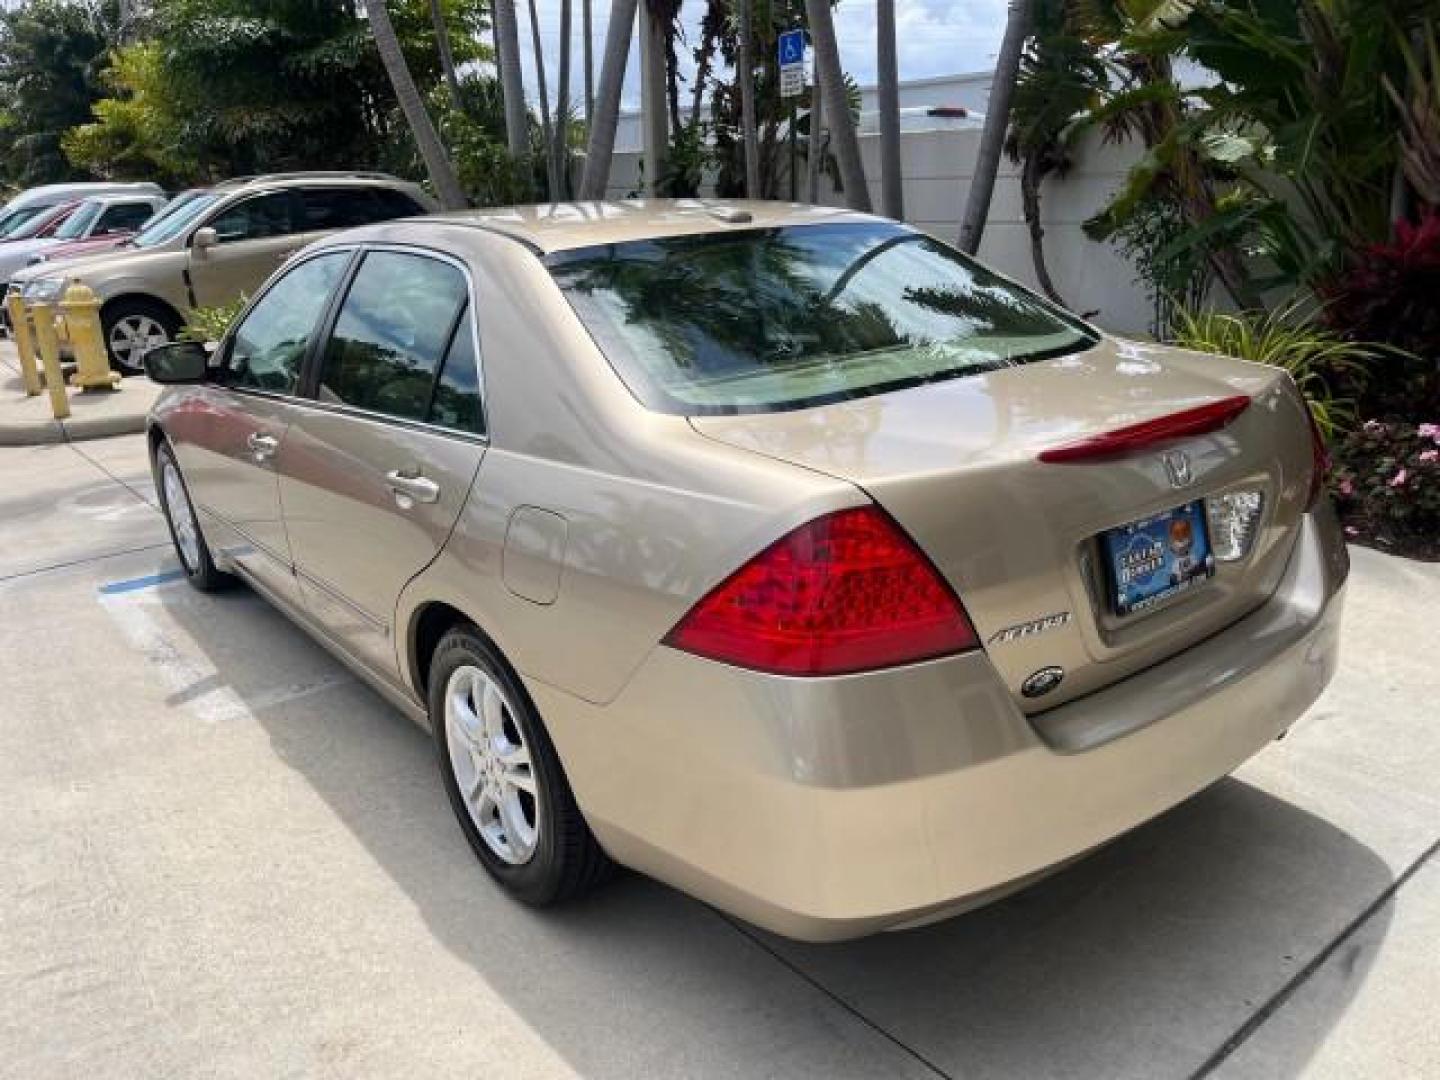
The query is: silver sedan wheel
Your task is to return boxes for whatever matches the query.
[109,314,170,369]
[161,456,201,573]
[445,665,541,865]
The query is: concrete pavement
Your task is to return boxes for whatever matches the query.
[1,434,1436,1080]
[0,339,160,445]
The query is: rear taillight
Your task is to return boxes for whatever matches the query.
[1038,395,1251,463]
[664,506,979,676]
[1305,405,1331,508]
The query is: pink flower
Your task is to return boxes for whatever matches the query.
[1421,449,1439,464]
[1389,468,1409,488]
[1418,422,1439,439]
[1338,478,1355,496]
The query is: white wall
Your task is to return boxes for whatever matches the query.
[607,124,1153,334]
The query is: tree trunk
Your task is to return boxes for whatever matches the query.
[492,0,529,159]
[805,74,824,203]
[363,0,468,209]
[805,0,869,211]
[579,0,639,199]
[1020,152,1065,304]
[876,0,902,219]
[429,0,465,113]
[554,0,573,197]
[583,0,595,129]
[738,0,760,196]
[689,15,719,133]
[959,0,1029,253]
[527,0,562,198]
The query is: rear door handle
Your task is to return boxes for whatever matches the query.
[385,469,440,506]
[246,432,279,461]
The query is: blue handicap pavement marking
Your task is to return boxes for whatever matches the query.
[99,568,187,595]
[778,29,806,68]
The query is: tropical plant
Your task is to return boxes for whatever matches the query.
[960,0,1030,253]
[0,0,118,185]
[805,0,869,211]
[62,41,194,183]
[1168,301,1404,437]
[876,0,902,218]
[579,0,639,198]
[363,0,466,208]
[491,0,529,159]
[181,296,247,343]
[737,0,760,195]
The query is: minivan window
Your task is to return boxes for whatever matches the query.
[224,253,349,393]
[316,251,468,423]
[546,222,1099,416]
[300,188,423,231]
[207,192,295,243]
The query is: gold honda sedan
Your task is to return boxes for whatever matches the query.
[143,200,1348,941]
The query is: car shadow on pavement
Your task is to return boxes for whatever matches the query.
[160,584,1391,1080]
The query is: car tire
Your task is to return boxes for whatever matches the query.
[104,298,181,374]
[430,625,612,905]
[154,439,232,592]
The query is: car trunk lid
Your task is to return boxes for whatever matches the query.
[689,337,1318,712]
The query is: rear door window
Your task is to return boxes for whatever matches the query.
[315,251,469,423]
[224,252,350,393]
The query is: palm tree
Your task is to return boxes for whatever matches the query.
[738,0,760,196]
[429,0,465,113]
[554,0,573,195]
[491,0,530,160]
[876,0,903,218]
[583,0,595,128]
[526,0,562,197]
[362,0,468,209]
[805,0,870,211]
[959,0,1031,253]
[579,0,640,199]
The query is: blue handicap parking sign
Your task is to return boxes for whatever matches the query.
[778,29,806,68]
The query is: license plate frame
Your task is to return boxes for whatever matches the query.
[1099,500,1216,618]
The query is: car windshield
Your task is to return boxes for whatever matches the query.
[0,206,46,236]
[53,200,103,240]
[6,206,63,239]
[131,192,219,249]
[546,222,1099,416]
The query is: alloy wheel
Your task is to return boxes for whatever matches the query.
[109,315,170,369]
[444,664,541,865]
[161,456,201,574]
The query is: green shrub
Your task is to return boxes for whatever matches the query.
[1167,303,1400,438]
[181,297,247,345]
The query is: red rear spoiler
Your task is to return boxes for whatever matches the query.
[1038,396,1251,463]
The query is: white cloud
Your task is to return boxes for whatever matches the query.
[509,0,1007,108]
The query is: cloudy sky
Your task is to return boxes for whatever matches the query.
[512,0,1010,108]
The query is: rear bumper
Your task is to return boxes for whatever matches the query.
[530,505,1348,941]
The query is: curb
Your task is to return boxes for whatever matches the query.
[0,409,148,447]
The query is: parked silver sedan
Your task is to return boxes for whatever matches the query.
[144,200,1348,941]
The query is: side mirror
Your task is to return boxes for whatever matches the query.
[143,341,209,384]
[191,227,218,253]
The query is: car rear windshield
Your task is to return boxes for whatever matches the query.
[545,222,1099,416]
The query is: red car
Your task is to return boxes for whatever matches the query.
[25,229,134,265]
[0,200,79,243]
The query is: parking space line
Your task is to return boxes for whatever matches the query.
[99,569,187,594]
[1189,835,1440,1079]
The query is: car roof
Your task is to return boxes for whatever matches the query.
[214,171,413,192]
[415,199,885,255]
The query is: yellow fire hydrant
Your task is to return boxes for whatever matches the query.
[60,282,120,391]
[4,290,42,397]
[28,300,70,420]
